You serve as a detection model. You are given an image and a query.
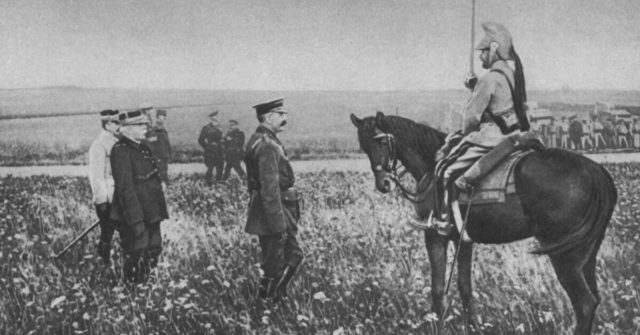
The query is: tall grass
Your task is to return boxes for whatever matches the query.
[1,164,639,334]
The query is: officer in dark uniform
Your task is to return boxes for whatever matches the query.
[198,111,224,185]
[222,119,246,180]
[110,110,169,284]
[244,98,304,300]
[146,109,172,185]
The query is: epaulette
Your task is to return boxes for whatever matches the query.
[250,133,285,157]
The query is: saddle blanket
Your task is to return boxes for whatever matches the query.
[457,150,532,205]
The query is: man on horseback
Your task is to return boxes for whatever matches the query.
[432,22,533,241]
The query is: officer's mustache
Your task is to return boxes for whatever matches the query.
[280,120,287,127]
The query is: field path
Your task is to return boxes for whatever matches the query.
[1,153,640,177]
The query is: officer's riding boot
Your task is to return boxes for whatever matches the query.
[258,277,276,299]
[275,265,298,299]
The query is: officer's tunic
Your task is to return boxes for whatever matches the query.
[198,123,224,181]
[110,136,168,257]
[223,128,246,179]
[244,125,303,278]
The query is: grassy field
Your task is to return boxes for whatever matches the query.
[1,88,639,165]
[1,163,639,334]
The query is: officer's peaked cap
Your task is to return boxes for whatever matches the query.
[253,98,285,116]
[476,22,513,60]
[209,110,219,117]
[156,109,167,117]
[229,119,238,125]
[119,110,150,126]
[99,109,120,122]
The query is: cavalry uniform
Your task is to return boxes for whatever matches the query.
[223,123,246,180]
[88,109,120,263]
[441,59,523,186]
[145,109,171,184]
[198,113,224,184]
[433,22,531,242]
[110,110,168,283]
[245,99,303,300]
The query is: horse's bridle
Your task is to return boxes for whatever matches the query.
[371,130,428,203]
[372,130,398,174]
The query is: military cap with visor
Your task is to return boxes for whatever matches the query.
[209,110,219,117]
[99,109,120,122]
[475,21,513,60]
[119,110,151,126]
[156,109,167,117]
[253,98,286,116]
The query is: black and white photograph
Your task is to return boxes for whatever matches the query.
[1,0,638,334]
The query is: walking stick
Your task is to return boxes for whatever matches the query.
[54,219,101,259]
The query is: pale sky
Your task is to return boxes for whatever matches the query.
[1,0,639,91]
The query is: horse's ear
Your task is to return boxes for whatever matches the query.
[350,113,363,128]
[375,111,389,131]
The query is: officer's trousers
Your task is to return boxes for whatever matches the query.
[223,159,246,180]
[117,220,163,283]
[258,231,303,279]
[204,156,224,183]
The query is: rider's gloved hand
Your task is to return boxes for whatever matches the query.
[464,73,477,91]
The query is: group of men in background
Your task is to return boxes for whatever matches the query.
[198,110,246,185]
[530,116,640,152]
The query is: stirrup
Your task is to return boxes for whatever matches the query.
[450,200,472,243]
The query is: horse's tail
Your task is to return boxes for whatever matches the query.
[533,163,617,255]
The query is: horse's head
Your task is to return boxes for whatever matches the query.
[350,111,398,193]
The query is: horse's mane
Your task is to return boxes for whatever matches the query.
[382,115,447,162]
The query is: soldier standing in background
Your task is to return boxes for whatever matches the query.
[560,117,570,149]
[632,118,640,149]
[244,98,304,301]
[88,109,121,265]
[222,119,246,181]
[198,111,224,185]
[110,110,168,284]
[146,109,172,185]
[592,118,606,151]
[617,120,630,148]
[548,118,558,148]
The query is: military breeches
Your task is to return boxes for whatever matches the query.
[223,159,245,179]
[204,156,224,182]
[259,231,303,279]
[442,143,490,184]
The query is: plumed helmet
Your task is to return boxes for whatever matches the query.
[475,22,513,60]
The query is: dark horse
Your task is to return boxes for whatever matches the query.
[351,112,617,335]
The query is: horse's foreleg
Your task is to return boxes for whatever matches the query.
[425,233,449,317]
[456,241,475,333]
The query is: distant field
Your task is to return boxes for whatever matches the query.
[1,88,639,165]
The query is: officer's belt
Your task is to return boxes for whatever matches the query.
[135,169,158,181]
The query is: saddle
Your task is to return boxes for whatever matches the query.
[414,133,543,219]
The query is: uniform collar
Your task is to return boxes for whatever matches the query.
[121,135,144,149]
[256,124,278,139]
[491,60,511,72]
